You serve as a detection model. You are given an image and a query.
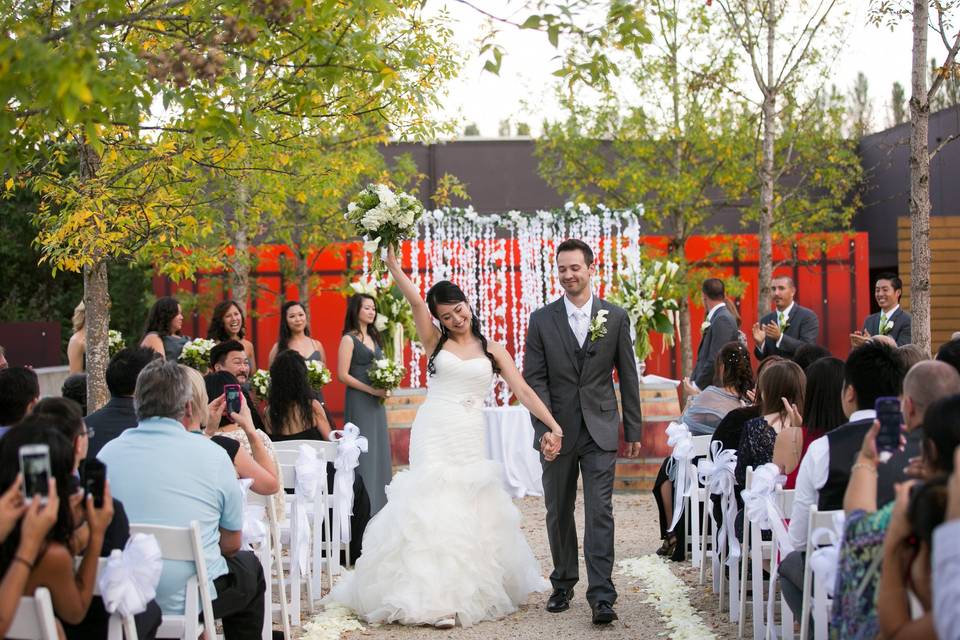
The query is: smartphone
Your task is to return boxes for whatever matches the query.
[18,444,51,505]
[225,384,242,415]
[875,396,903,454]
[80,459,107,508]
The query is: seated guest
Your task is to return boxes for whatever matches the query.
[775,357,846,489]
[779,340,906,616]
[751,276,819,359]
[654,342,754,558]
[0,424,114,632]
[0,367,39,437]
[898,343,929,370]
[140,296,189,362]
[60,373,87,416]
[265,349,332,441]
[937,337,960,373]
[85,347,158,459]
[685,279,740,394]
[834,392,960,638]
[791,343,831,372]
[99,360,265,639]
[209,340,251,385]
[851,273,912,347]
[710,356,785,454]
[934,448,960,640]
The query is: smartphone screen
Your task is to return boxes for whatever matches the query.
[80,459,106,508]
[225,384,242,415]
[875,396,903,454]
[19,444,51,505]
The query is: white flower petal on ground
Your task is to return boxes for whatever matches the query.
[300,604,364,640]
[618,555,716,640]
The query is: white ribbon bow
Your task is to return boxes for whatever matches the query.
[330,423,368,544]
[293,445,325,573]
[698,441,741,564]
[809,512,846,599]
[98,533,163,618]
[666,421,694,533]
[239,478,268,550]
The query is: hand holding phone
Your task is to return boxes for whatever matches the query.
[224,384,242,415]
[875,396,904,456]
[19,444,51,505]
[80,459,107,509]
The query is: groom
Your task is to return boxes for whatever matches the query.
[523,239,643,625]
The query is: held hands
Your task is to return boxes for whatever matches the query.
[540,432,563,461]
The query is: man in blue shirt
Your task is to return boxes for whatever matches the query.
[99,359,265,640]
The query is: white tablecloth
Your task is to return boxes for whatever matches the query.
[483,406,544,498]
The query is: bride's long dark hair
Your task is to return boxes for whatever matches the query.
[425,281,499,376]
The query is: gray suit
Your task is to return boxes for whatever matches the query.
[522,296,642,606]
[863,307,912,346]
[692,305,739,390]
[753,304,819,359]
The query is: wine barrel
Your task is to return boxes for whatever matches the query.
[614,381,682,491]
[384,387,427,469]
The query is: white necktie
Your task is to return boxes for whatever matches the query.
[573,310,588,346]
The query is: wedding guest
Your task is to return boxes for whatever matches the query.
[209,340,251,385]
[207,300,256,367]
[710,356,785,455]
[936,337,960,373]
[0,345,7,370]
[98,359,266,638]
[779,340,906,617]
[934,448,960,640]
[0,424,115,631]
[851,273,912,347]
[723,298,748,347]
[338,293,392,515]
[60,373,87,416]
[685,279,739,393]
[0,367,39,438]
[751,276,819,359]
[268,301,325,365]
[85,347,158,459]
[67,301,85,373]
[898,343,929,370]
[265,349,331,441]
[791,343,831,371]
[140,296,189,362]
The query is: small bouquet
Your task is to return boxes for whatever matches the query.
[305,360,332,391]
[250,369,271,398]
[178,337,216,372]
[108,330,125,357]
[345,184,424,275]
[369,358,405,392]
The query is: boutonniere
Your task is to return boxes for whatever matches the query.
[700,320,711,332]
[589,309,609,341]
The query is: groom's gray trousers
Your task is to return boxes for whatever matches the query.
[541,422,618,606]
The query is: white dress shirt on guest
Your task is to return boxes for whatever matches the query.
[564,294,593,347]
[934,519,960,640]
[787,408,876,549]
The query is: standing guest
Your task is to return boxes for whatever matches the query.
[268,300,325,365]
[751,276,819,360]
[85,347,158,459]
[264,350,332,441]
[67,301,86,373]
[207,300,256,367]
[791,343,831,371]
[0,345,7,369]
[140,296,189,362]
[60,373,87,416]
[338,293,392,515]
[934,448,960,640]
[98,360,266,638]
[775,357,846,489]
[0,367,39,438]
[936,337,960,373]
[851,273,912,347]
[684,279,739,395]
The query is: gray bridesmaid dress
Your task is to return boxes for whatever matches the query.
[344,334,392,515]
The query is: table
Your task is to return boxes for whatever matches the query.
[482,406,544,498]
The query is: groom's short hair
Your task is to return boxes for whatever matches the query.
[556,239,594,266]
[702,278,725,301]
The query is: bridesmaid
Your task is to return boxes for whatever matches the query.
[337,294,392,515]
[268,300,325,365]
[207,300,256,366]
[140,296,189,362]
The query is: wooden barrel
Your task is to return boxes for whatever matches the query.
[384,387,427,469]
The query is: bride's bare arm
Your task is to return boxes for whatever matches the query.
[489,342,563,438]
[384,247,440,353]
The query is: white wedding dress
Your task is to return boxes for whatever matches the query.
[326,350,549,627]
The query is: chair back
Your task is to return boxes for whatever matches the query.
[5,588,59,640]
[691,434,712,457]
[798,507,844,640]
[273,439,338,460]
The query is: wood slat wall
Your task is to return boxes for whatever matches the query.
[897,217,960,347]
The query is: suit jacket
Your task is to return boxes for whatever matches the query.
[522,296,643,453]
[753,304,819,359]
[85,397,137,460]
[863,307,912,346]
[692,305,740,390]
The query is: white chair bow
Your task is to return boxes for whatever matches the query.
[809,512,846,599]
[294,445,325,572]
[239,478,268,550]
[330,423,368,544]
[98,533,163,618]
[698,441,740,564]
[666,421,694,532]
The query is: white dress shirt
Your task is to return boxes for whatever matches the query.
[564,294,593,347]
[705,301,724,323]
[757,301,794,352]
[934,519,960,640]
[787,409,876,549]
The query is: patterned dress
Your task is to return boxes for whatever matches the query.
[215,427,285,516]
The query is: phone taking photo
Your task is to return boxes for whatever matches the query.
[19,444,51,505]
[875,396,903,455]
[225,384,242,415]
[80,459,107,508]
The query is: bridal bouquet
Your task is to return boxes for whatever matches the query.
[305,360,332,391]
[345,184,424,275]
[250,369,271,398]
[368,358,405,391]
[607,257,682,362]
[179,338,216,372]
[108,330,126,357]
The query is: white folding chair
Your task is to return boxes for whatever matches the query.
[247,489,291,640]
[686,434,712,566]
[74,556,139,640]
[5,587,59,640]
[129,521,217,640]
[769,486,796,640]
[738,467,767,640]
[798,507,843,640]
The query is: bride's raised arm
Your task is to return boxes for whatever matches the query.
[384,247,441,354]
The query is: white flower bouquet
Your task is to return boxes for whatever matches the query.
[368,358,405,391]
[250,369,270,398]
[344,184,424,274]
[607,257,682,362]
[108,330,125,357]
[305,360,332,391]
[178,337,216,372]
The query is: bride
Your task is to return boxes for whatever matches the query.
[326,247,564,628]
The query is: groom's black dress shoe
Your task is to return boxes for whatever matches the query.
[546,588,573,613]
[591,601,618,625]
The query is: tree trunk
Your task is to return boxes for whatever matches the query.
[757,0,777,315]
[909,0,932,354]
[84,261,110,412]
[229,180,250,310]
[297,246,310,318]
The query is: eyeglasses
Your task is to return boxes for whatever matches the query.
[83,426,95,438]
